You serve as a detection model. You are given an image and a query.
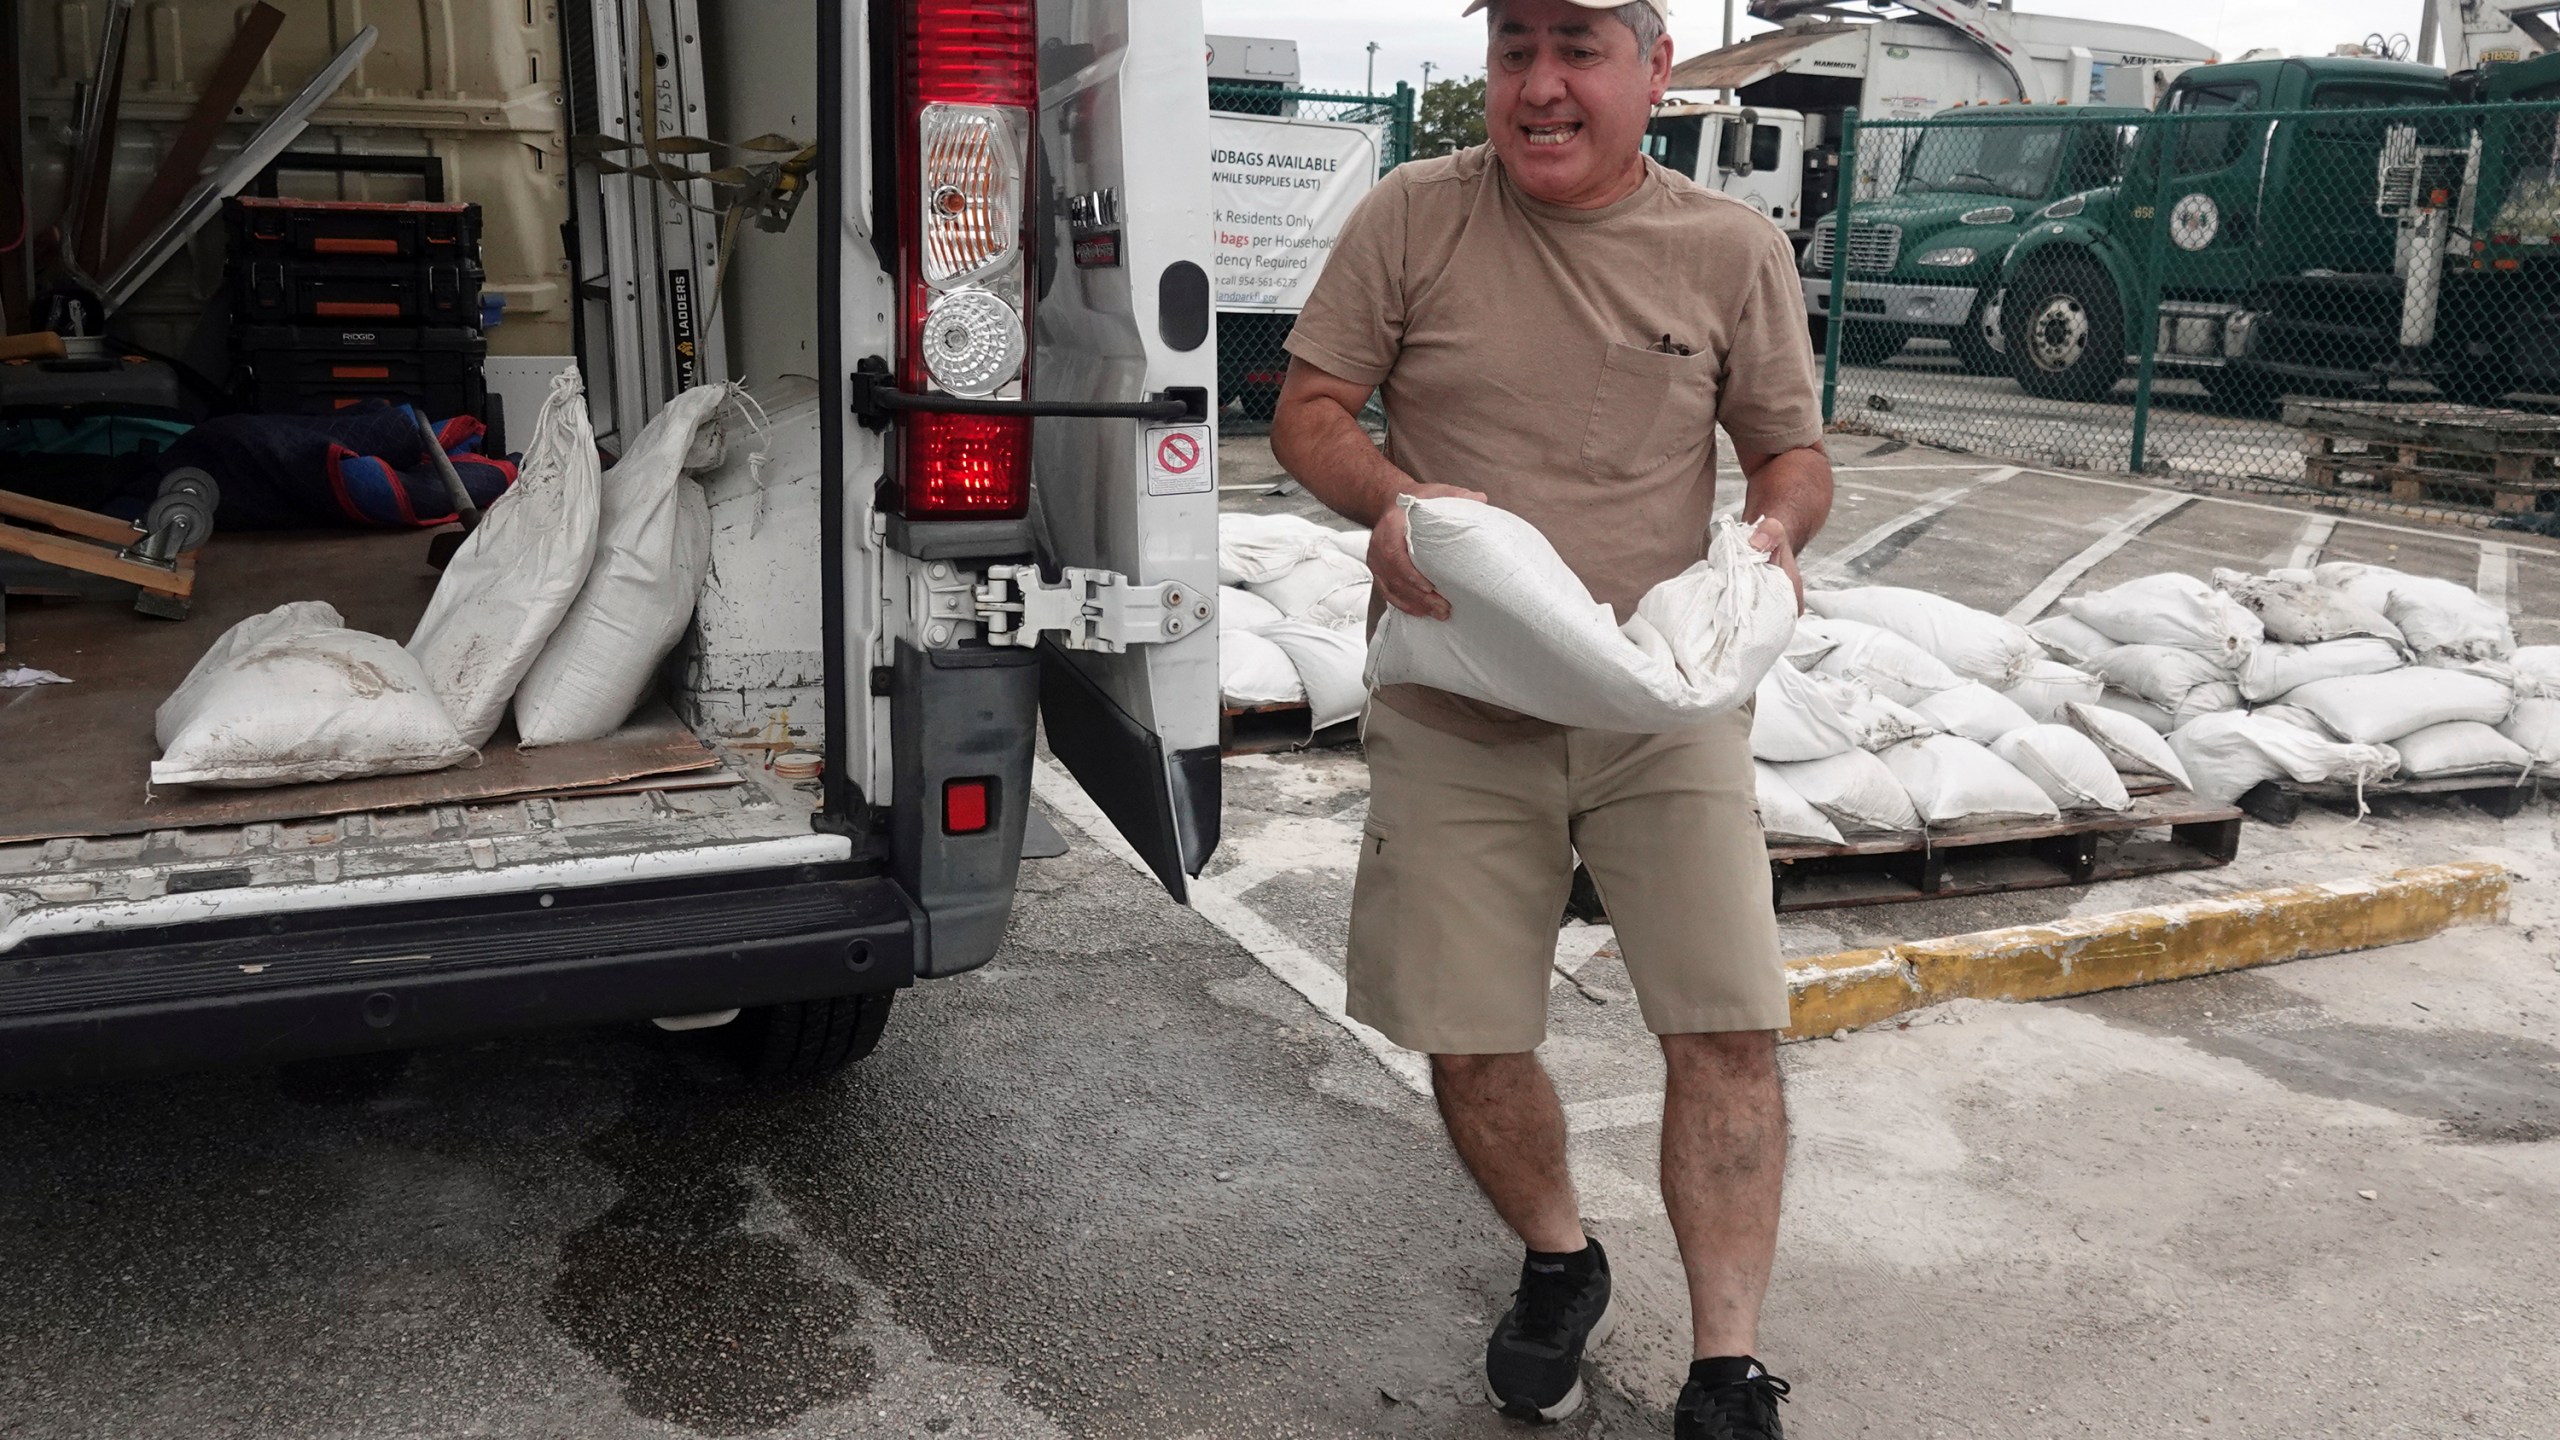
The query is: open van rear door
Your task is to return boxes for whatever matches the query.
[1030,0,1222,900]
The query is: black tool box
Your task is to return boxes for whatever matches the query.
[225,196,481,261]
[235,325,490,435]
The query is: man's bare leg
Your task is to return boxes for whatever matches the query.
[1431,1052,1585,1252]
[1659,1030,1787,1358]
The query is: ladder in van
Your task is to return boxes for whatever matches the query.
[560,0,731,449]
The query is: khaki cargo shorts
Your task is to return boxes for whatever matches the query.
[1346,702,1786,1055]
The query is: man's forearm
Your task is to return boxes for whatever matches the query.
[1738,444,1833,554]
[1270,392,1414,528]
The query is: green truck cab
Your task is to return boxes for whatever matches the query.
[2444,52,2560,399]
[1802,103,2143,372]
[1986,57,2456,405]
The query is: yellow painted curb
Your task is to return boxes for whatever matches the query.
[1783,862,2508,1039]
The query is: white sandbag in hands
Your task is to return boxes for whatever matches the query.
[1367,498,1795,733]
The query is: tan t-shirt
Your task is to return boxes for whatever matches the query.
[1285,145,1824,743]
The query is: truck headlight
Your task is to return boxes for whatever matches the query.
[1915,246,1978,268]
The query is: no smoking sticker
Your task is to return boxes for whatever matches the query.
[1145,424,1214,496]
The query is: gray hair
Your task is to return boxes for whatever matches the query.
[1485,2,1667,56]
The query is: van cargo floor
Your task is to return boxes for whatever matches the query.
[1,531,721,845]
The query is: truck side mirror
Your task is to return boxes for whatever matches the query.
[1720,108,1760,176]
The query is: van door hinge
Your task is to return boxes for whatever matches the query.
[917,562,1210,652]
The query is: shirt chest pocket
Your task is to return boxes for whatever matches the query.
[1578,343,1720,480]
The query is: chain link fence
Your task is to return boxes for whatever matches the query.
[1207,82,1414,428]
[1813,92,2560,533]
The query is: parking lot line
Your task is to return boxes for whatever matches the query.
[1030,757,1432,1095]
[2284,515,2339,569]
[2478,541,2516,614]
[2002,492,2195,624]
[1805,467,2020,584]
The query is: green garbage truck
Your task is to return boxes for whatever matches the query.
[1981,56,2468,406]
[1801,102,2145,372]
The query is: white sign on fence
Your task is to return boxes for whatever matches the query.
[1208,112,1381,312]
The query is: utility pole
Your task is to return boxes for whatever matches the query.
[1367,41,1381,97]
[1720,0,1736,103]
[1421,59,1436,93]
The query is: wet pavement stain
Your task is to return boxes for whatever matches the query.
[546,1063,875,1435]
[2078,970,2560,1143]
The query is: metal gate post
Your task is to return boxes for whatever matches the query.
[2128,112,2177,474]
[1822,106,1858,424]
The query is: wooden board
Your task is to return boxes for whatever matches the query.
[2286,398,2560,457]
[1765,791,2243,912]
[0,531,721,844]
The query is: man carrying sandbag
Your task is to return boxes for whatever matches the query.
[1269,2,1832,1434]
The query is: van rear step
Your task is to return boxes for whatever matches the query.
[0,865,917,1087]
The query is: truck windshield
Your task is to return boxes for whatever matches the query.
[1645,115,1704,179]
[1900,124,2068,200]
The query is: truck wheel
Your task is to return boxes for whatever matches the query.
[2005,262,2123,402]
[728,992,896,1084]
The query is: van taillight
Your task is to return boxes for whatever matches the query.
[896,0,1037,519]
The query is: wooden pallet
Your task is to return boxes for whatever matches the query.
[2237,773,2543,826]
[1764,791,2243,911]
[2289,399,2560,515]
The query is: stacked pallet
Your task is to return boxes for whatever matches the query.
[2288,399,2560,515]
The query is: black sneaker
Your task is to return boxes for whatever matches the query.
[1674,1360,1790,1440]
[1483,1237,1615,1422]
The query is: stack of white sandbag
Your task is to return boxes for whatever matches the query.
[2011,561,2541,804]
[1754,587,2133,838]
[1216,513,1371,728]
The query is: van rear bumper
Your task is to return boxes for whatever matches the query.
[0,864,919,1088]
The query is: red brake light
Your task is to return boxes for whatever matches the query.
[943,778,992,835]
[896,0,1037,521]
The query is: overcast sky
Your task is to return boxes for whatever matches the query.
[1202,0,2440,95]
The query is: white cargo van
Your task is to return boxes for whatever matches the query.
[0,0,1219,1086]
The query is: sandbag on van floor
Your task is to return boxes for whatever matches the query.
[1991,724,2132,812]
[1752,661,1859,763]
[1259,620,1368,729]
[1773,748,1923,834]
[514,383,730,747]
[2065,700,2195,789]
[1809,618,1964,706]
[407,367,603,747]
[2028,613,2121,666]
[2211,568,2405,647]
[1804,586,2041,688]
[155,602,473,788]
[2314,562,2515,663]
[2090,644,2243,719]
[2236,638,2408,704]
[2167,710,2400,804]
[2500,698,2560,775]
[1219,512,1341,586]
[2002,659,2105,723]
[1221,630,1305,708]
[1368,499,1794,732]
[2063,572,2263,662]
[1217,585,1287,638]
[1912,681,2037,745]
[1878,735,2060,826]
[2284,668,2515,744]
[1805,671,1939,752]
[1755,762,1845,845]
[2391,721,2533,780]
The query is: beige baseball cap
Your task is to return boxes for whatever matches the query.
[1461,0,1674,21]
